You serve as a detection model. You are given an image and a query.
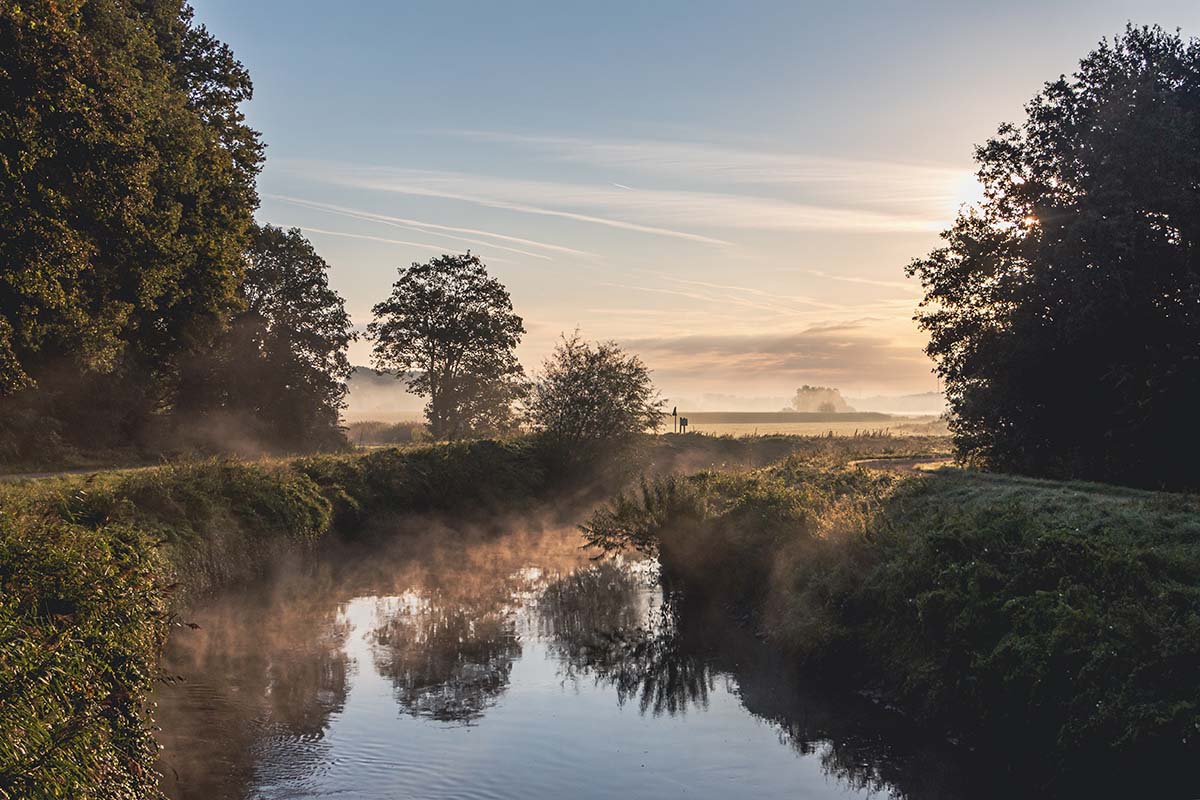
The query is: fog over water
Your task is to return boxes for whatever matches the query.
[155,522,988,800]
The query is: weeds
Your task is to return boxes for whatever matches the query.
[584,456,1200,793]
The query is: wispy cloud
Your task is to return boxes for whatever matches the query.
[267,194,593,260]
[296,226,511,262]
[621,323,932,389]
[803,269,922,294]
[281,161,943,240]
[446,130,977,215]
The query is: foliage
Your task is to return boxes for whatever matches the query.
[0,0,266,463]
[368,254,526,440]
[345,419,428,445]
[177,225,356,452]
[0,517,166,799]
[790,385,854,413]
[0,0,261,396]
[0,460,324,799]
[908,25,1200,489]
[526,333,663,452]
[585,457,1200,793]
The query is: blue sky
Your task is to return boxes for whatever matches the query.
[192,0,1200,404]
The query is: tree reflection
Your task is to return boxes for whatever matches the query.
[540,561,715,715]
[541,559,998,800]
[155,569,352,800]
[369,593,519,722]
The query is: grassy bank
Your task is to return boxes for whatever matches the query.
[584,456,1200,795]
[1,432,927,798]
[0,436,587,799]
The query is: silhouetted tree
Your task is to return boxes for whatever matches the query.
[180,225,355,451]
[527,333,663,448]
[368,254,525,440]
[791,386,853,413]
[908,25,1200,489]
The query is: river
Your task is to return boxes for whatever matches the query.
[154,520,987,799]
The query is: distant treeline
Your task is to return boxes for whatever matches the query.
[675,411,891,424]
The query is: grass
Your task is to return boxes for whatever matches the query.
[653,412,950,438]
[0,436,588,799]
[583,455,1200,795]
[0,432,951,798]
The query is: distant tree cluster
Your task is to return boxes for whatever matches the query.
[368,255,663,446]
[789,386,854,414]
[909,25,1200,489]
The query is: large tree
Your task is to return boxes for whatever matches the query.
[0,1,262,447]
[180,225,356,451]
[908,25,1200,489]
[368,254,525,440]
[526,333,663,448]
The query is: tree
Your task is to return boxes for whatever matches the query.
[790,385,853,413]
[179,225,355,451]
[0,1,262,450]
[908,25,1200,489]
[527,333,663,447]
[368,254,525,440]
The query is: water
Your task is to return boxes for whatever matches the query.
[155,523,979,800]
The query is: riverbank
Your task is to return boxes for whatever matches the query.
[0,433,943,798]
[583,456,1200,795]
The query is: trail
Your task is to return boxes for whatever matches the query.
[849,455,954,474]
[0,464,155,483]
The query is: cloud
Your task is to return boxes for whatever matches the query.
[620,323,933,389]
[281,161,944,240]
[266,194,593,259]
[446,130,976,216]
[803,269,922,294]
[296,226,512,263]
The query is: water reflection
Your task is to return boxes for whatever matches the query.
[369,591,519,722]
[157,526,986,800]
[540,561,717,716]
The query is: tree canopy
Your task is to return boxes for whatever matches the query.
[368,254,526,440]
[178,225,356,451]
[526,333,663,447]
[0,1,268,458]
[908,25,1200,489]
[0,1,262,394]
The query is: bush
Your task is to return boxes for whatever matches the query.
[584,459,1200,793]
[345,419,428,445]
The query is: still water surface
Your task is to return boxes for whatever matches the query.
[156,524,979,799]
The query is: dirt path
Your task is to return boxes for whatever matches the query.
[0,464,155,484]
[849,455,955,474]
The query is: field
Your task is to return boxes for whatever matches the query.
[659,412,948,437]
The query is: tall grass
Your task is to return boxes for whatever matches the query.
[0,436,585,799]
[583,457,1200,793]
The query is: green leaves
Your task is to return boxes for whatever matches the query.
[368,254,526,440]
[909,25,1200,489]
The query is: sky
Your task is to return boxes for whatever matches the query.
[192,0,1200,406]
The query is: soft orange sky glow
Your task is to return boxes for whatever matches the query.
[190,0,1200,406]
